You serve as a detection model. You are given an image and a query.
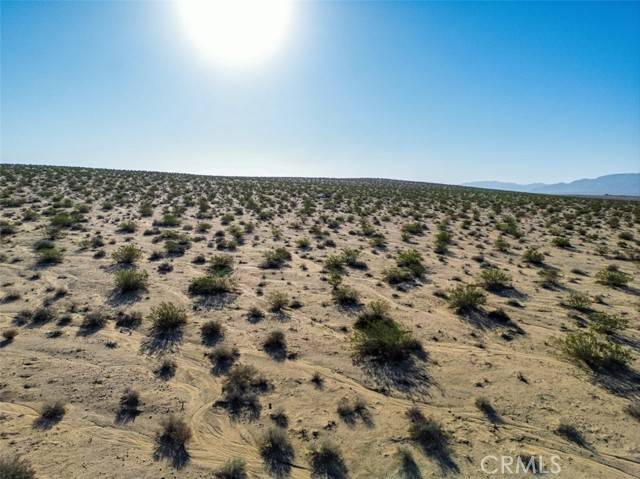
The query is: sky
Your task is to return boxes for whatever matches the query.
[1,1,639,184]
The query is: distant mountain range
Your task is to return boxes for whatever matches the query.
[463,173,639,197]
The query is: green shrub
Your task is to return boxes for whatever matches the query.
[267,291,289,312]
[353,314,422,362]
[478,268,511,291]
[588,311,628,335]
[447,285,487,312]
[148,302,187,332]
[397,249,425,277]
[260,247,291,269]
[595,266,633,287]
[37,246,63,264]
[564,291,591,311]
[208,254,234,276]
[332,284,360,306]
[112,244,143,264]
[188,275,235,295]
[118,221,137,233]
[561,330,631,369]
[522,247,544,265]
[551,236,571,248]
[114,268,148,292]
[383,267,414,284]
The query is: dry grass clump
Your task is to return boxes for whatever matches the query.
[80,310,108,331]
[34,401,65,429]
[2,328,18,343]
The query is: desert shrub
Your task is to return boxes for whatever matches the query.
[208,345,240,373]
[296,237,311,250]
[494,236,510,252]
[37,246,63,264]
[260,247,291,269]
[478,268,511,291]
[154,214,181,227]
[201,320,224,344]
[396,249,426,277]
[209,254,234,276]
[383,267,414,285]
[149,302,187,332]
[263,330,287,358]
[188,275,235,295]
[588,311,629,335]
[337,396,369,424]
[267,291,289,312]
[332,284,359,306]
[155,358,177,379]
[155,415,191,464]
[341,247,364,268]
[80,310,108,331]
[214,458,247,479]
[324,254,345,273]
[37,401,65,425]
[118,221,137,233]
[219,365,269,415]
[402,222,425,236]
[31,307,56,325]
[522,247,544,265]
[2,328,18,342]
[595,265,633,288]
[114,268,148,292]
[308,440,348,479]
[0,455,35,479]
[353,312,422,362]
[119,388,140,413]
[551,236,571,248]
[564,291,591,311]
[259,427,294,474]
[112,244,142,264]
[538,268,561,287]
[406,408,450,454]
[561,330,631,369]
[447,285,487,312]
[247,306,265,321]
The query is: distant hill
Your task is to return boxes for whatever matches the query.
[463,173,640,197]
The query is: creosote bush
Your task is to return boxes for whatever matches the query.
[148,302,187,332]
[188,275,235,296]
[112,244,143,264]
[447,285,487,312]
[478,268,511,291]
[522,247,544,265]
[267,291,289,312]
[595,265,633,288]
[561,330,631,370]
[114,268,148,292]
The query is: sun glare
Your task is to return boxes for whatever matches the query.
[176,0,294,67]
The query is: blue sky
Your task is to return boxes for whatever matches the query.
[2,1,639,184]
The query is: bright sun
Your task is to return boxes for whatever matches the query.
[176,0,294,67]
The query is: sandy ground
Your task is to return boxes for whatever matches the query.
[1,168,639,478]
